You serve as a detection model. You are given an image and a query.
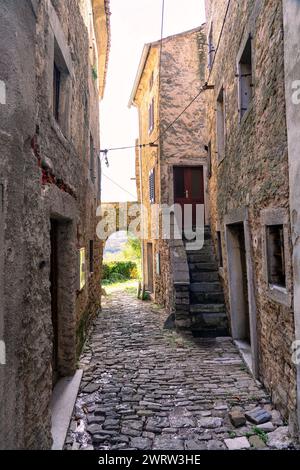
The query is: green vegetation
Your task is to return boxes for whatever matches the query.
[92,65,98,80]
[252,427,268,444]
[103,233,142,286]
[123,235,141,260]
[102,260,138,285]
[142,290,150,301]
[102,233,142,297]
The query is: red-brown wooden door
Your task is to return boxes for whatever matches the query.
[174,166,204,228]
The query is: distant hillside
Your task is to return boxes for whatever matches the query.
[104,231,128,260]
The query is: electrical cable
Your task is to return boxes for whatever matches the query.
[102,172,137,199]
[152,0,231,144]
[100,0,231,154]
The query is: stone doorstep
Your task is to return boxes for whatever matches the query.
[51,369,83,450]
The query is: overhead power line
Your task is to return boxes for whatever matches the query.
[102,172,137,199]
[153,0,231,144]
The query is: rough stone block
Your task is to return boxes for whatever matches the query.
[224,437,251,450]
[245,407,272,425]
[198,417,223,429]
[267,427,292,449]
[249,435,266,449]
[256,422,275,432]
[229,410,246,428]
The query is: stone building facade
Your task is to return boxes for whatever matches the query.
[205,0,298,434]
[0,0,110,449]
[282,0,300,438]
[129,27,208,314]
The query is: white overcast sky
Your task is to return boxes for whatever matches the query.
[100,0,206,202]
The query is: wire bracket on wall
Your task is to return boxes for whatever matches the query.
[100,149,109,167]
[100,142,159,158]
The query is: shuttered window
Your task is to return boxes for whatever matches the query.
[149,71,154,90]
[97,156,101,200]
[89,240,94,274]
[53,62,61,122]
[148,98,155,134]
[238,36,253,120]
[207,141,212,178]
[216,86,225,162]
[208,23,215,69]
[90,134,95,183]
[267,225,286,288]
[149,168,155,204]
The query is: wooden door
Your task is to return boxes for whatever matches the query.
[50,220,59,387]
[174,166,204,228]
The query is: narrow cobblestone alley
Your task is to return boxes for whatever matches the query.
[66,293,293,451]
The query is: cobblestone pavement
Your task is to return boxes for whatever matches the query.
[66,293,293,450]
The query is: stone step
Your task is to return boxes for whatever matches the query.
[184,226,211,233]
[190,282,223,293]
[184,236,212,246]
[190,271,220,282]
[187,251,214,257]
[190,291,225,304]
[188,255,216,264]
[190,303,226,313]
[191,312,228,329]
[186,243,213,252]
[192,327,229,338]
[189,262,218,272]
[186,238,213,249]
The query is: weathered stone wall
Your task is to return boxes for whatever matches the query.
[157,27,208,312]
[132,28,208,312]
[159,27,208,206]
[282,0,300,435]
[132,46,162,301]
[0,0,37,450]
[0,0,107,449]
[205,0,297,429]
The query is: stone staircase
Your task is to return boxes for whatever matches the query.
[185,226,229,337]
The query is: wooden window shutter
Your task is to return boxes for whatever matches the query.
[149,168,155,204]
[148,98,155,133]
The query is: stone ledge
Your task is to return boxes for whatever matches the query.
[51,369,83,450]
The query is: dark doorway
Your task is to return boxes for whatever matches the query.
[50,219,59,387]
[174,166,204,227]
[147,243,154,293]
[228,222,251,343]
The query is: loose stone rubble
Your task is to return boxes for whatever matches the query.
[65,293,296,450]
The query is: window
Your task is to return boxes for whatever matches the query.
[217,231,223,267]
[156,253,161,275]
[97,156,101,200]
[207,141,212,178]
[149,71,154,90]
[78,247,86,291]
[238,36,253,119]
[51,37,71,135]
[216,86,225,162]
[90,134,95,183]
[53,62,61,121]
[89,240,94,274]
[266,225,286,288]
[208,23,215,69]
[261,208,290,306]
[148,98,155,134]
[149,168,155,204]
